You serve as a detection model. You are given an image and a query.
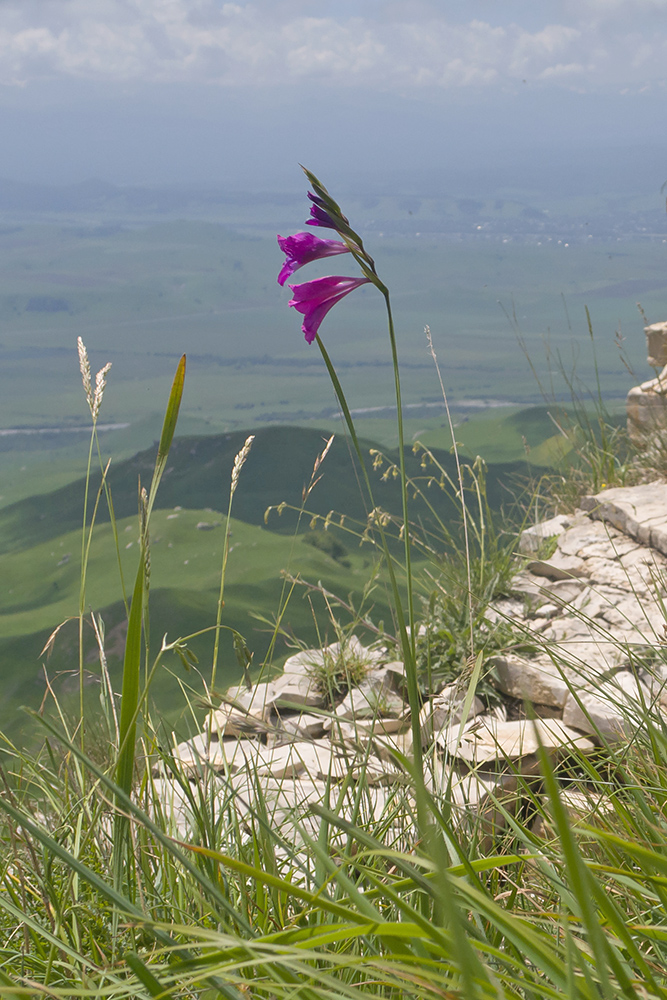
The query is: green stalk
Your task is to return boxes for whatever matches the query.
[316,336,425,802]
[114,355,185,894]
[211,492,235,696]
[78,425,97,750]
[381,287,416,654]
[211,434,254,694]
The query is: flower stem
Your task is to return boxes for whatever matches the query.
[316,335,425,799]
[378,289,424,808]
[382,288,416,654]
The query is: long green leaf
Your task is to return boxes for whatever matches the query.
[146,354,186,520]
[125,952,175,999]
[0,774,245,1000]
[114,356,186,893]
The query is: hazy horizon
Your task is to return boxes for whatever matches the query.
[0,2,665,198]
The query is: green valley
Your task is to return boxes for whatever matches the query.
[0,418,551,746]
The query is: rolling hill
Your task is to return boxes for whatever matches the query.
[0,422,547,747]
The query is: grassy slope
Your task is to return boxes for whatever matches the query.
[0,425,541,555]
[0,420,551,746]
[0,508,389,746]
[0,220,656,438]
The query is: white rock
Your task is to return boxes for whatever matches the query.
[485,597,526,624]
[527,550,588,581]
[271,671,324,709]
[281,635,384,677]
[419,686,484,746]
[218,738,387,784]
[544,579,588,604]
[328,715,410,740]
[146,776,196,837]
[511,573,585,606]
[490,654,570,708]
[639,664,667,709]
[556,518,628,559]
[518,514,571,555]
[335,672,406,720]
[168,733,238,775]
[371,660,407,695]
[581,482,667,556]
[535,603,560,619]
[540,616,627,677]
[277,711,328,739]
[281,648,327,676]
[562,672,653,740]
[206,703,270,739]
[444,718,594,764]
[222,681,279,719]
[374,729,414,764]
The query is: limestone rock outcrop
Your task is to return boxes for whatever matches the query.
[154,481,667,852]
[627,321,667,442]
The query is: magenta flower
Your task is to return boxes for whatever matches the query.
[288,275,370,344]
[306,192,345,231]
[277,232,350,286]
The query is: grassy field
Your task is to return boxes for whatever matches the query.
[0,219,659,443]
[0,416,551,746]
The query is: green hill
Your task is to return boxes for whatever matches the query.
[0,425,543,554]
[0,423,548,747]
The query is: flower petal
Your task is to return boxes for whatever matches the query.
[288,275,370,343]
[277,232,349,286]
[306,203,340,230]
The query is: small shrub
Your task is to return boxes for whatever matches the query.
[302,528,351,566]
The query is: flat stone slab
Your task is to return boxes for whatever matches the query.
[518,514,572,555]
[444,719,594,765]
[490,654,570,708]
[222,682,279,717]
[420,686,484,745]
[277,711,328,739]
[580,482,667,556]
[271,671,324,709]
[562,672,653,741]
[206,703,271,739]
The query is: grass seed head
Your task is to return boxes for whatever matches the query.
[231,434,255,496]
[92,363,112,421]
[77,337,93,412]
[77,337,111,421]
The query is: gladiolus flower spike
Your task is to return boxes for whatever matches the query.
[288,275,370,344]
[276,232,350,286]
[301,166,374,269]
[280,168,424,799]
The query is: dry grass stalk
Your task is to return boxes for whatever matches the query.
[231,435,255,496]
[93,363,112,421]
[77,337,92,412]
[77,337,112,421]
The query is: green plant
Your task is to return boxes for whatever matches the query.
[305,639,372,707]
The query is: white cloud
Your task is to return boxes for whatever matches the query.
[0,0,664,93]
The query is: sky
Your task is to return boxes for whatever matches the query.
[1,0,667,192]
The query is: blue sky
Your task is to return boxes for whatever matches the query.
[1,0,667,190]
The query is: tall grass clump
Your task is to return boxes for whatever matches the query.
[1,172,667,998]
[510,304,640,512]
